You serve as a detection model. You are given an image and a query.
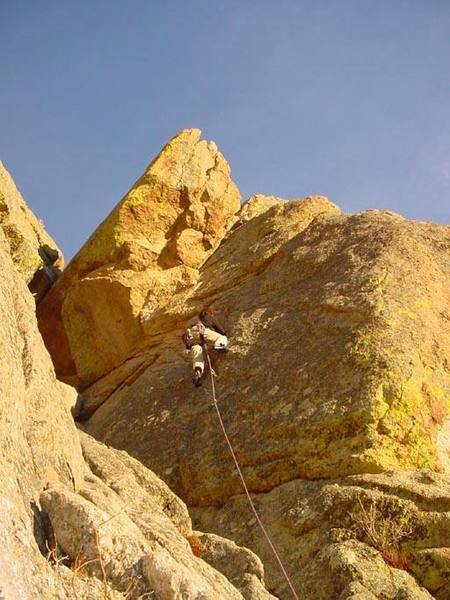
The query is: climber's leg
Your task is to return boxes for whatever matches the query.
[191,343,204,371]
[190,344,204,386]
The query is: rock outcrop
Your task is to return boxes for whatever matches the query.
[0,222,83,599]
[192,470,450,599]
[0,161,63,298]
[15,130,450,598]
[37,128,240,387]
[0,165,273,599]
[80,204,450,502]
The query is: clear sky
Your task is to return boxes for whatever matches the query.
[2,1,449,259]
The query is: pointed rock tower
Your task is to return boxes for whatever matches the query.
[37,129,240,387]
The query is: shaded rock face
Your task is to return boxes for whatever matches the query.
[0,170,273,599]
[37,128,240,387]
[21,130,450,598]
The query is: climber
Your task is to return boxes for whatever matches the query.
[182,309,228,386]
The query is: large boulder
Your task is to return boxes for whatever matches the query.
[40,434,272,600]
[37,128,241,387]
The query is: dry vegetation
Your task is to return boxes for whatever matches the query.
[45,528,154,599]
[349,496,417,569]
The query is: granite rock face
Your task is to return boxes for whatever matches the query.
[192,470,450,599]
[37,128,240,387]
[0,223,83,600]
[0,167,272,600]
[16,130,450,598]
[83,204,450,506]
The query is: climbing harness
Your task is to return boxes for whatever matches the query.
[203,346,300,600]
[182,328,193,349]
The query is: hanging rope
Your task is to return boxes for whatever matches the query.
[203,346,300,600]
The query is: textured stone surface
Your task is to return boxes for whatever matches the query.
[40,461,247,600]
[195,532,276,600]
[37,128,240,387]
[0,161,63,282]
[52,431,274,599]
[0,175,272,599]
[192,470,450,599]
[0,223,83,599]
[72,182,448,597]
[85,205,450,507]
[6,130,450,598]
[0,224,84,497]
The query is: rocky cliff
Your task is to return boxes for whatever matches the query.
[0,162,274,600]
[7,129,450,599]
[37,128,240,388]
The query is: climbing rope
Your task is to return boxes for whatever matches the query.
[203,346,300,600]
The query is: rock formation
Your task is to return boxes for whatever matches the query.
[0,162,273,599]
[37,128,240,387]
[8,129,450,599]
[0,161,63,301]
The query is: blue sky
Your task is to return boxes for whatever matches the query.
[2,1,449,259]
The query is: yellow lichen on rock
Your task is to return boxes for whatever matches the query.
[61,128,239,277]
[81,208,450,510]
